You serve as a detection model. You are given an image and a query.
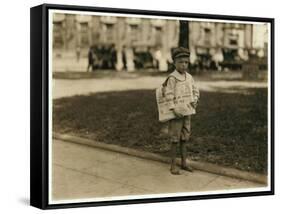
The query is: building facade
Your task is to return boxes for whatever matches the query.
[52,13,268,72]
[189,22,268,70]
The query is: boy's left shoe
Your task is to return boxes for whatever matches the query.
[181,165,193,172]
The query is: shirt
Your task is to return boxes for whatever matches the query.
[165,70,200,111]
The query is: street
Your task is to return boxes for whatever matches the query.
[52,74,267,99]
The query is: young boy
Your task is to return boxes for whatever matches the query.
[165,47,200,175]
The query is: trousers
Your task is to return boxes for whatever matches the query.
[168,115,191,143]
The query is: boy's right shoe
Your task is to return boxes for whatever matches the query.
[181,165,194,172]
[170,166,181,175]
[170,142,181,175]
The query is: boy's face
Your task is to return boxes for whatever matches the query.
[174,57,189,74]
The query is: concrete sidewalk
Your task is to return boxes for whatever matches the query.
[52,139,265,201]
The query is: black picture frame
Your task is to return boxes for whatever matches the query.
[30,3,275,210]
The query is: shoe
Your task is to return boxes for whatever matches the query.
[170,166,181,175]
[181,165,193,172]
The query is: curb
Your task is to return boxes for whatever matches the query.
[53,133,267,185]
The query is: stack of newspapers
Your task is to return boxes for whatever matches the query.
[156,81,195,122]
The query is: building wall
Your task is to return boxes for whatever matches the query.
[52,13,268,72]
[188,21,268,69]
[53,13,180,71]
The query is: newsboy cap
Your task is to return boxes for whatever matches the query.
[172,47,190,60]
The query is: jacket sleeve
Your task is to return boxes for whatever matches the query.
[165,77,176,110]
[191,77,200,103]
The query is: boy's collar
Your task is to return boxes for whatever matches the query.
[170,70,186,80]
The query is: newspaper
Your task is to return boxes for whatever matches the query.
[156,81,195,122]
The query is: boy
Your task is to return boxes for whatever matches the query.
[165,47,200,175]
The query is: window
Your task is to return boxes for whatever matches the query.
[105,24,115,43]
[80,22,89,47]
[204,28,211,46]
[155,26,162,46]
[53,22,64,49]
[130,24,139,43]
[230,39,238,45]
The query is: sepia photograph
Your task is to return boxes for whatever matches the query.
[30,4,274,208]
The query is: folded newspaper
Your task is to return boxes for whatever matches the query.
[156,81,195,122]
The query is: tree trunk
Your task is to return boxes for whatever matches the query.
[179,20,189,48]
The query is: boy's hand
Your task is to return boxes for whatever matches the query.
[173,108,184,118]
[190,101,198,109]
